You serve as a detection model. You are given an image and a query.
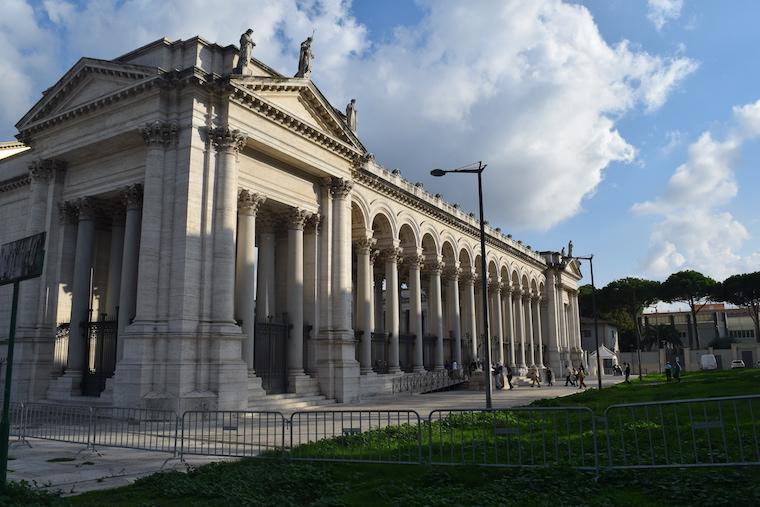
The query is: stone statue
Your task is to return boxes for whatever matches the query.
[296,36,314,78]
[567,240,574,258]
[561,247,566,258]
[346,99,357,132]
[236,29,255,74]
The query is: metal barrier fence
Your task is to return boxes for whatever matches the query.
[92,407,178,453]
[23,403,93,445]
[604,395,760,469]
[428,407,598,470]
[289,410,422,464]
[6,395,759,471]
[180,411,285,458]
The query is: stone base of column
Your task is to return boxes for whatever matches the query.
[46,371,84,400]
[360,368,376,376]
[288,374,321,395]
[4,329,56,402]
[516,365,528,376]
[314,329,360,403]
[412,365,425,373]
[112,330,248,412]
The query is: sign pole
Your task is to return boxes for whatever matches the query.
[0,280,20,487]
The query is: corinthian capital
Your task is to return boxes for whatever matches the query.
[123,184,144,210]
[488,279,502,293]
[424,259,443,275]
[355,237,377,254]
[211,126,247,153]
[329,177,353,198]
[405,254,425,270]
[380,246,403,264]
[141,120,178,147]
[286,208,310,230]
[76,196,99,221]
[442,266,460,282]
[58,201,78,224]
[29,159,65,183]
[238,189,266,215]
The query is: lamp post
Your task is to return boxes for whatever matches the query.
[431,161,492,409]
[564,253,603,390]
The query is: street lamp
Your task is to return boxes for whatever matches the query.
[563,253,603,391]
[430,161,492,409]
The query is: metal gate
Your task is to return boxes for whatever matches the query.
[82,318,118,396]
[254,317,289,393]
[399,334,415,372]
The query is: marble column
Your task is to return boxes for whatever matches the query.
[235,190,265,371]
[330,177,353,334]
[533,295,545,368]
[383,247,402,373]
[117,185,142,359]
[287,209,309,377]
[503,285,516,368]
[256,215,276,321]
[103,212,124,321]
[444,266,462,367]
[210,127,247,326]
[18,161,53,329]
[303,215,320,374]
[461,271,477,361]
[373,272,384,333]
[489,280,504,365]
[524,292,535,366]
[356,237,375,374]
[133,121,177,326]
[474,277,484,359]
[66,197,98,372]
[426,259,445,371]
[515,289,527,370]
[407,255,425,372]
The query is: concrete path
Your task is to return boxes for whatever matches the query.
[7,376,623,496]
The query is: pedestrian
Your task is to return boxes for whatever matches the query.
[494,363,504,390]
[546,367,554,386]
[624,363,631,383]
[529,365,541,388]
[506,365,514,389]
[664,361,672,382]
[577,366,587,389]
[565,364,574,387]
[673,358,682,383]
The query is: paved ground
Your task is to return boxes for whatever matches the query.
[7,376,623,496]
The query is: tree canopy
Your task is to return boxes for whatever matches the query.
[660,270,717,348]
[717,271,760,343]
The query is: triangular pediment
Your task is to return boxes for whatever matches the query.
[565,259,583,279]
[16,58,160,132]
[230,77,365,153]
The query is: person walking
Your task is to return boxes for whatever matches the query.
[577,366,587,389]
[664,361,672,382]
[565,364,574,387]
[506,365,514,389]
[673,358,682,383]
[624,363,631,383]
[546,367,554,386]
[529,365,541,388]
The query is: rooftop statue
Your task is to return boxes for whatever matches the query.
[235,28,255,75]
[296,36,314,78]
[346,99,357,132]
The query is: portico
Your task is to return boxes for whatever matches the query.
[0,33,584,411]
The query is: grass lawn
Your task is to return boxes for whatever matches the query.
[3,368,759,506]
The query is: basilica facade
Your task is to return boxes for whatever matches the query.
[0,34,584,411]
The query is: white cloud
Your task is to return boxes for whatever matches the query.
[634,99,760,280]
[661,129,683,154]
[647,0,684,30]
[1,0,696,232]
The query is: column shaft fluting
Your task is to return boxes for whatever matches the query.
[356,239,374,374]
[257,229,276,320]
[525,294,535,366]
[428,262,444,371]
[236,190,264,371]
[117,186,142,359]
[446,269,462,367]
[516,291,526,368]
[504,288,516,368]
[287,210,308,376]
[383,249,401,373]
[490,283,504,365]
[462,273,477,361]
[534,297,544,368]
[408,256,424,372]
[67,198,97,372]
[330,178,353,333]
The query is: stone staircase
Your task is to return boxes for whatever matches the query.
[247,374,335,412]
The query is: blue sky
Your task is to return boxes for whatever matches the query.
[2,0,759,286]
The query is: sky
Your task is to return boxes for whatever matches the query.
[1,0,759,286]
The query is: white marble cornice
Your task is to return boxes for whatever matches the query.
[0,175,30,194]
[228,83,362,162]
